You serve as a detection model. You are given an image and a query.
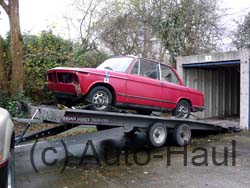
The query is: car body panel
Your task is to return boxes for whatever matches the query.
[0,108,14,188]
[0,160,8,188]
[125,74,163,107]
[0,108,14,162]
[46,56,204,112]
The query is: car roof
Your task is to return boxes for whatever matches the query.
[111,55,173,68]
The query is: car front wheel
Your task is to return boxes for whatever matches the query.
[87,86,112,111]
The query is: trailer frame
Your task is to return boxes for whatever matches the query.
[14,105,240,147]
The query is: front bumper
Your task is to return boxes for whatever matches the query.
[193,106,205,112]
[0,160,8,188]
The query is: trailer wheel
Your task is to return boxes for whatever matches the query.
[173,124,192,146]
[148,123,167,147]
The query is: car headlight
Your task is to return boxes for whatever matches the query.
[0,108,14,164]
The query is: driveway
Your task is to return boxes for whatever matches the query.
[15,127,250,188]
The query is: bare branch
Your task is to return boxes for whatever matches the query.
[0,0,9,15]
[79,0,94,44]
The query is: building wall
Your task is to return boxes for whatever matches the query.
[177,51,240,79]
[177,50,250,130]
[239,50,250,130]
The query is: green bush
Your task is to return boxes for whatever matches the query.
[0,91,31,117]
[22,31,108,102]
[1,30,108,104]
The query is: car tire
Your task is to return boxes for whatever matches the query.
[174,100,191,119]
[87,86,112,111]
[172,124,192,146]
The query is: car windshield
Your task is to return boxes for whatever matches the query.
[96,57,134,72]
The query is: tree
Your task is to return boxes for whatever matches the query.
[96,12,142,55]
[64,0,104,52]
[95,0,167,60]
[159,0,223,64]
[93,0,223,64]
[234,12,250,49]
[0,0,24,96]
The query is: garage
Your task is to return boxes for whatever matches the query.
[177,50,250,130]
[182,60,240,119]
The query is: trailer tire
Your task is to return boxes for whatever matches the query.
[147,123,167,147]
[173,124,192,146]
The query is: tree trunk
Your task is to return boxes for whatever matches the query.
[9,0,24,96]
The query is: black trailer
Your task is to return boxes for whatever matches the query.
[14,105,240,147]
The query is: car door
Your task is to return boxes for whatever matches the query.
[160,64,181,109]
[125,59,162,107]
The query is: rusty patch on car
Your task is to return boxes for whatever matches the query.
[74,83,82,97]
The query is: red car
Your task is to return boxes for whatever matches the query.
[46,56,204,118]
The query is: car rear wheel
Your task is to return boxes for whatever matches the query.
[87,86,112,111]
[174,100,191,119]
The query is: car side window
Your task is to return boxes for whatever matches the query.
[161,64,179,84]
[140,60,160,80]
[130,61,139,75]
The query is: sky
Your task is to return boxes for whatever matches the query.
[0,0,250,45]
[0,0,74,38]
[221,0,250,31]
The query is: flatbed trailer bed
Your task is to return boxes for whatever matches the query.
[14,105,240,147]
